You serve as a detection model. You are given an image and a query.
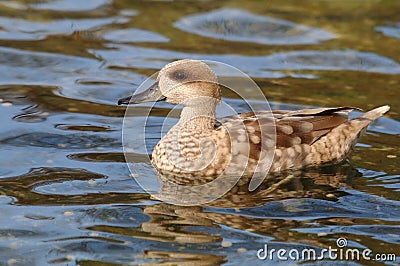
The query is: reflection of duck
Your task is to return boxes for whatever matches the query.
[118,164,360,262]
[118,59,389,180]
[156,163,358,208]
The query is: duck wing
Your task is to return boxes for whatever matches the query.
[217,107,359,148]
[272,107,360,147]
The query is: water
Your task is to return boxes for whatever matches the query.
[0,0,399,265]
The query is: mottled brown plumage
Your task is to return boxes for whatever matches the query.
[118,59,390,183]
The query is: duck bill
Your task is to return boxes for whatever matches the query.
[118,82,165,105]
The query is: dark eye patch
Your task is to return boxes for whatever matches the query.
[172,70,187,80]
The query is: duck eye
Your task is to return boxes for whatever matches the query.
[172,71,186,80]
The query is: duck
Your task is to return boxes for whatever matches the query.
[118,59,390,183]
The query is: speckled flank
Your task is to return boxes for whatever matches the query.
[124,60,390,183]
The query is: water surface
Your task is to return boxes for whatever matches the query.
[0,0,399,265]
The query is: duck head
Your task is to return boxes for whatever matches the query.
[118,59,220,106]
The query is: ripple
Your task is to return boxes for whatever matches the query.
[1,132,120,149]
[0,1,27,10]
[0,46,95,70]
[376,22,400,39]
[265,50,400,74]
[12,106,49,123]
[0,195,14,205]
[67,152,148,163]
[296,225,400,245]
[30,0,111,12]
[93,44,400,77]
[103,28,169,43]
[365,115,400,135]
[0,46,145,105]
[0,30,40,41]
[0,167,147,204]
[0,15,128,40]
[174,8,335,45]
[84,206,149,226]
[211,189,400,221]
[68,152,126,162]
[55,124,114,132]
[0,229,39,238]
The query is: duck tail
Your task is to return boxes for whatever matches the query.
[348,105,390,142]
[329,105,389,162]
[306,105,389,166]
[351,105,390,127]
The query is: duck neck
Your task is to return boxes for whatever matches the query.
[178,97,218,132]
